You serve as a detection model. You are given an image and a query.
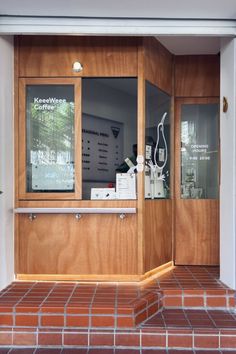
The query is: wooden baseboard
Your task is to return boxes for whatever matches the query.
[140,261,174,284]
[16,273,141,282]
[16,262,174,283]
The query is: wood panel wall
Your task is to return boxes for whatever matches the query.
[175,55,220,97]
[18,213,138,276]
[144,200,172,271]
[17,36,140,78]
[15,35,143,280]
[143,37,173,95]
[175,200,219,265]
[15,36,220,279]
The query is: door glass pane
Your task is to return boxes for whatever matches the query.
[181,104,219,199]
[82,78,137,200]
[26,85,75,193]
[145,81,171,199]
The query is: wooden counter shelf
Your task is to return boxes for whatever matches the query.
[14,207,137,214]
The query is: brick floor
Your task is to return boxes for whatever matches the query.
[0,266,235,351]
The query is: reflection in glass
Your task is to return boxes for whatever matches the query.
[26,85,75,192]
[181,104,219,199]
[82,78,137,200]
[145,81,171,199]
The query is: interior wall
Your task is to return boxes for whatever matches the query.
[0,36,14,290]
[82,79,137,157]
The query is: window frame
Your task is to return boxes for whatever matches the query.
[18,77,82,200]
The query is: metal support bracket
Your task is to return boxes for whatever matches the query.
[28,213,36,222]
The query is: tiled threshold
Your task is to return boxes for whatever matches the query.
[1,349,236,353]
[0,266,236,351]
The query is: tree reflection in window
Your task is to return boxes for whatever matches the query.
[26,85,75,192]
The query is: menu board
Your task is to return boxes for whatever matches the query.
[82,114,124,182]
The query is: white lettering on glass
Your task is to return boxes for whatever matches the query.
[33,97,67,111]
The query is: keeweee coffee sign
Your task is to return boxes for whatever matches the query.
[33,97,67,110]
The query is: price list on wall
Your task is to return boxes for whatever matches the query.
[82,114,124,182]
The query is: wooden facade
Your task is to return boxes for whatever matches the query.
[14,36,220,281]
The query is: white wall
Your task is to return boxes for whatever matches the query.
[220,38,236,289]
[0,36,14,290]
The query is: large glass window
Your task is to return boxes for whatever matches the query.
[181,104,219,199]
[82,78,137,200]
[145,81,171,199]
[26,85,75,193]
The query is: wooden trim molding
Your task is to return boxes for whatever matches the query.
[14,207,137,214]
[18,77,81,200]
[16,261,173,283]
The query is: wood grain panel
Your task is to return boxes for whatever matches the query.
[175,200,219,265]
[137,44,146,275]
[175,55,220,97]
[18,36,139,77]
[144,200,172,272]
[143,37,173,95]
[17,213,138,275]
[14,36,20,204]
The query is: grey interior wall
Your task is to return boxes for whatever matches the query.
[82,79,137,158]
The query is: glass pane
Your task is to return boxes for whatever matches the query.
[181,104,219,199]
[82,78,137,200]
[26,85,75,193]
[145,81,171,199]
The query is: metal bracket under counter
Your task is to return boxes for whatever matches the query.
[14,207,136,221]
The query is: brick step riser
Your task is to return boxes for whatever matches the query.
[0,306,162,329]
[1,328,236,350]
[0,296,163,329]
[163,291,235,309]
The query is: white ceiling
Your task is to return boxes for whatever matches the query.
[157,36,221,55]
[1,0,236,19]
[0,0,233,55]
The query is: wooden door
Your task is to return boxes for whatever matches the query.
[175,98,219,265]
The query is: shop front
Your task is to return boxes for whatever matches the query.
[12,35,220,282]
